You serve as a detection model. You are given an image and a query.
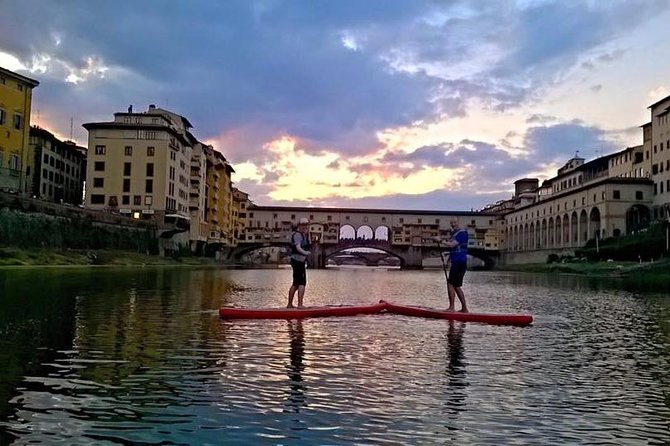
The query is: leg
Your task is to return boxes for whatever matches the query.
[297,285,306,308]
[455,286,468,312]
[446,283,456,311]
[287,285,298,308]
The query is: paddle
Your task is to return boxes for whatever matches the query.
[436,238,450,286]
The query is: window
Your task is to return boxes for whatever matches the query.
[122,195,130,205]
[146,131,157,139]
[13,114,23,130]
[399,218,404,223]
[145,195,153,205]
[0,109,5,125]
[123,178,131,192]
[9,154,20,171]
[124,146,133,156]
[94,161,105,171]
[327,215,332,221]
[134,195,142,205]
[91,194,105,204]
[124,162,131,176]
[93,177,104,188]
[613,190,620,199]
[17,83,23,91]
[146,163,154,177]
[145,179,153,193]
[42,168,47,178]
[147,146,155,156]
[95,145,106,155]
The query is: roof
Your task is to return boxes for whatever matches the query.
[648,93,670,110]
[82,121,191,146]
[0,66,39,87]
[248,204,497,216]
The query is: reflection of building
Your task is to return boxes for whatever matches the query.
[27,126,86,204]
[0,67,39,192]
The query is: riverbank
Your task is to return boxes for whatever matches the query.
[0,247,222,267]
[496,258,670,281]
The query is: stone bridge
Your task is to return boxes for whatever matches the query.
[228,238,499,269]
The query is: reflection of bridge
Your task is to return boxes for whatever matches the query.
[229,238,499,269]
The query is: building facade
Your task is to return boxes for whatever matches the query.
[0,67,39,192]
[82,105,194,224]
[27,126,86,204]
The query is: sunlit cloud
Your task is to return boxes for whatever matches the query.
[0,51,26,71]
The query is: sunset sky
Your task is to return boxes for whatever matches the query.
[1,0,669,211]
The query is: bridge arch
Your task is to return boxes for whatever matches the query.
[374,225,389,241]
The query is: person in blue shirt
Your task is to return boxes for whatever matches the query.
[287,217,311,308]
[436,218,469,313]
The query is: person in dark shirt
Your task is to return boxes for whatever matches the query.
[287,218,311,308]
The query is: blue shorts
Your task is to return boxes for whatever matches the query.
[448,262,467,287]
[290,258,307,286]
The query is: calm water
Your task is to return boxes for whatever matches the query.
[1,266,670,445]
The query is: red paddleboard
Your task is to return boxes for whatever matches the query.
[382,301,533,326]
[219,301,387,320]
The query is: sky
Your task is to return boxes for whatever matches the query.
[1,0,669,211]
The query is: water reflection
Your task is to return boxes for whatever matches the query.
[284,320,307,417]
[1,267,670,444]
[444,321,468,424]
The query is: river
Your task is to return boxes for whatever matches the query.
[0,266,669,444]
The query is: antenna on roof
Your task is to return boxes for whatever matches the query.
[575,150,579,158]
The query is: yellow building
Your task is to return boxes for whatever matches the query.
[0,67,39,192]
[232,187,250,246]
[204,147,235,247]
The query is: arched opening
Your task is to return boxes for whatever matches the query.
[625,204,651,234]
[571,211,578,244]
[374,226,389,241]
[563,214,570,247]
[524,223,529,250]
[541,219,547,247]
[556,216,562,246]
[548,217,555,247]
[528,223,535,249]
[579,210,588,243]
[590,207,602,240]
[339,224,355,241]
[356,225,373,240]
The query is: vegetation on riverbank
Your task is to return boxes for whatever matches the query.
[0,247,220,267]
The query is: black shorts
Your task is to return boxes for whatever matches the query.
[448,262,467,287]
[290,258,307,286]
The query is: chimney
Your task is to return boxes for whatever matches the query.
[149,104,156,110]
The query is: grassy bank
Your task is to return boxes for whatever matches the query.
[496,259,670,280]
[0,247,222,267]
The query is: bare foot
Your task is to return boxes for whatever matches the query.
[297,304,304,308]
[287,304,294,308]
[446,307,455,312]
[459,308,469,313]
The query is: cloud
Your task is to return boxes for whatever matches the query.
[0,0,666,210]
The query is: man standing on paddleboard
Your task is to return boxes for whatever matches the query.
[435,218,469,313]
[287,217,311,308]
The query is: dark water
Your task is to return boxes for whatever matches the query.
[1,266,669,445]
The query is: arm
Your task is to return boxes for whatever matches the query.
[293,233,311,255]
